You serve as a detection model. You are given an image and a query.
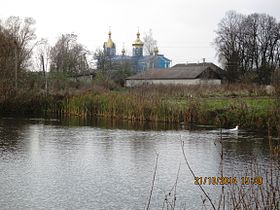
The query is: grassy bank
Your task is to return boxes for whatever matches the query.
[0,84,279,132]
[58,92,277,129]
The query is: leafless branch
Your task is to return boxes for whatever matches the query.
[180,139,216,209]
[145,152,159,210]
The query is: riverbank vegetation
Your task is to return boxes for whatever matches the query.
[1,83,280,135]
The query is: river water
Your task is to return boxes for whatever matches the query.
[0,118,276,209]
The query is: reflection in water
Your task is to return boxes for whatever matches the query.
[0,120,27,153]
[0,118,275,209]
[60,116,182,131]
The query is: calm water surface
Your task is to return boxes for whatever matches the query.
[0,118,274,209]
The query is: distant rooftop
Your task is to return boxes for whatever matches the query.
[172,62,222,70]
[126,62,224,80]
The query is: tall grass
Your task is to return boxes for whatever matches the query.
[0,89,48,116]
[0,83,279,131]
[48,90,275,129]
[128,83,271,99]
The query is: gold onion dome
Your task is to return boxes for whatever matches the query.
[154,47,159,54]
[104,31,115,48]
[132,31,144,47]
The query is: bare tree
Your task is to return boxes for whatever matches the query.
[214,11,280,84]
[94,49,133,87]
[214,11,245,82]
[0,16,37,89]
[4,16,37,70]
[0,25,14,88]
[143,29,157,56]
[50,33,89,76]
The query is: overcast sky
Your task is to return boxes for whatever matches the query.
[1,0,280,66]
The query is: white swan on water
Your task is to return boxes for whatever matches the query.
[229,125,239,131]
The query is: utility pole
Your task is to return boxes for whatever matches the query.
[40,54,48,94]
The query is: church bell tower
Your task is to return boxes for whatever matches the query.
[132,31,144,57]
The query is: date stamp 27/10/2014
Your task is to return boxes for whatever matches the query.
[194,176,263,185]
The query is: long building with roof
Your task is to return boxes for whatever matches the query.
[125,62,225,87]
[102,30,171,72]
